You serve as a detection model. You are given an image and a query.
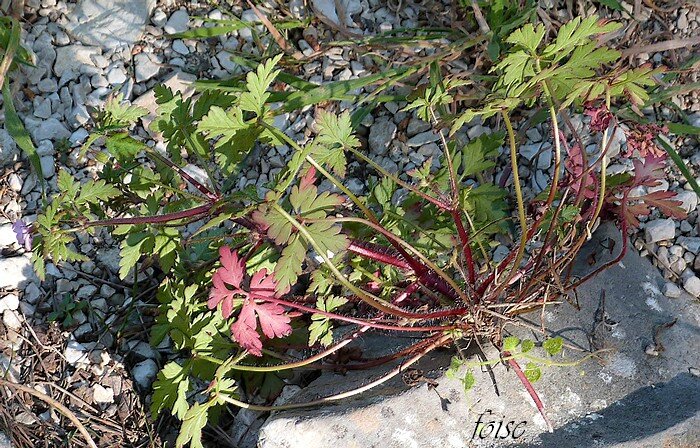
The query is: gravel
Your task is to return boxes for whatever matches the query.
[644,219,676,243]
[1,0,697,445]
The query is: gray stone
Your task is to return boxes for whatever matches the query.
[259,223,700,447]
[33,97,52,118]
[151,8,167,26]
[40,155,55,178]
[134,52,161,82]
[310,0,361,28]
[0,255,38,290]
[96,246,121,274]
[64,0,156,50]
[106,67,127,85]
[8,173,22,192]
[407,131,439,147]
[526,127,542,142]
[675,191,698,214]
[36,140,54,156]
[406,118,430,137]
[537,149,552,170]
[164,9,189,34]
[644,219,675,243]
[677,236,700,255]
[467,125,490,139]
[216,50,240,72]
[683,276,700,297]
[31,118,71,143]
[64,340,89,366]
[0,294,19,313]
[520,143,546,161]
[132,359,158,389]
[76,284,98,299]
[53,45,101,78]
[0,129,19,168]
[70,128,90,145]
[23,283,42,304]
[663,282,682,298]
[368,118,397,154]
[172,40,189,55]
[0,224,16,248]
[37,77,58,93]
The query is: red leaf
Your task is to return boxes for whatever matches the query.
[208,246,246,318]
[642,191,687,220]
[207,247,292,356]
[230,269,291,356]
[632,154,666,187]
[619,191,687,230]
[299,166,317,191]
[564,143,596,199]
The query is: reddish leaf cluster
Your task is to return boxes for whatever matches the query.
[208,246,292,356]
[624,123,669,158]
[608,154,687,229]
[584,102,612,132]
[564,141,596,199]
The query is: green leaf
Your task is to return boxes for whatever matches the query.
[289,184,343,218]
[505,23,545,53]
[667,122,700,136]
[175,402,210,448]
[520,339,535,353]
[543,336,563,356]
[57,170,80,200]
[197,106,246,147]
[461,370,475,391]
[76,179,120,206]
[3,82,45,190]
[610,66,662,105]
[459,131,504,178]
[310,110,359,177]
[543,17,621,62]
[100,93,148,128]
[524,362,542,382]
[306,221,348,257]
[239,54,283,116]
[151,361,191,420]
[503,336,520,351]
[595,0,624,11]
[105,133,146,161]
[274,235,305,294]
[119,232,154,280]
[308,295,347,347]
[445,356,463,379]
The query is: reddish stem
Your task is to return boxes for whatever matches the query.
[504,352,553,432]
[148,150,220,201]
[452,209,476,286]
[86,203,213,227]
[348,240,460,301]
[348,240,412,270]
[248,293,461,333]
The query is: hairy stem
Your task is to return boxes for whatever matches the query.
[218,333,452,411]
[503,353,553,433]
[499,111,528,290]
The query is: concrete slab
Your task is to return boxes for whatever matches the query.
[257,222,700,447]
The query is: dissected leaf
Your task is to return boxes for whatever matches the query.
[543,336,563,356]
[152,361,191,420]
[308,295,347,347]
[230,268,291,356]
